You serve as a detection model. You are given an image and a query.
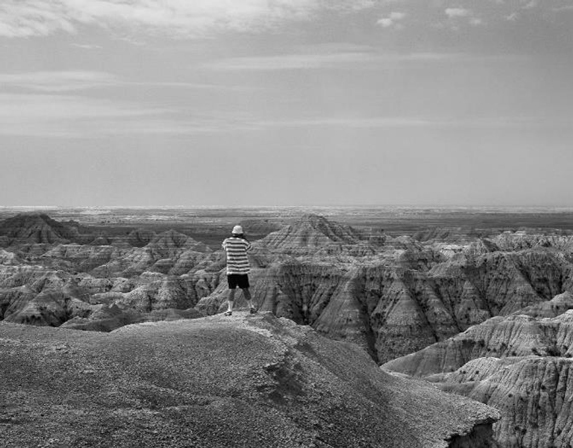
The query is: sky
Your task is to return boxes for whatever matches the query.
[0,0,572,207]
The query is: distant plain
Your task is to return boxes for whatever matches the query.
[2,206,573,249]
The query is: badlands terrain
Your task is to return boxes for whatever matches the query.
[2,206,573,447]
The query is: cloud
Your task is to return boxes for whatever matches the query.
[253,115,568,130]
[71,43,103,50]
[204,51,515,72]
[377,18,393,27]
[390,12,407,20]
[0,71,119,92]
[256,116,437,128]
[0,70,248,92]
[0,93,166,119]
[522,0,538,10]
[443,7,485,27]
[506,12,519,21]
[377,11,407,29]
[204,52,373,71]
[0,0,375,39]
[553,5,573,12]
[0,1,563,41]
[0,92,260,137]
[0,93,153,137]
[445,8,472,19]
[0,87,562,139]
[0,2,77,38]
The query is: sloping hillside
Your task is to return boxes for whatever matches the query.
[0,312,499,448]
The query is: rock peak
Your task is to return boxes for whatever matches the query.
[0,213,79,244]
[298,213,330,225]
[257,213,367,253]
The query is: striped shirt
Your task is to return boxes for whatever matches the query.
[222,237,252,274]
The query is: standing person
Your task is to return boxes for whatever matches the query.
[222,225,256,316]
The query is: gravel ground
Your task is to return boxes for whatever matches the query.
[0,312,499,448]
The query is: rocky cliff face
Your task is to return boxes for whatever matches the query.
[383,307,573,447]
[0,312,500,448]
[432,356,573,448]
[251,224,573,364]
[383,299,573,377]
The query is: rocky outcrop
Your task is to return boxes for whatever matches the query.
[125,228,156,247]
[245,245,571,364]
[383,307,573,377]
[0,213,90,246]
[2,290,93,326]
[146,230,210,257]
[41,244,123,272]
[431,357,573,448]
[0,313,500,447]
[383,309,573,448]
[517,291,573,318]
[0,221,223,330]
[492,231,573,252]
[256,213,381,255]
[0,253,220,328]
[0,249,20,265]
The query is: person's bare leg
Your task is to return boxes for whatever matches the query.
[243,288,256,312]
[226,288,236,314]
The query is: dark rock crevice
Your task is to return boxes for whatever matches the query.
[446,421,500,448]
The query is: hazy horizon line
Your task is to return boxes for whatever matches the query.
[3,205,573,211]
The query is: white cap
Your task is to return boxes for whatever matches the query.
[232,225,243,234]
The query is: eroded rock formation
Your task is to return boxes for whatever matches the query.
[383,303,573,377]
[383,307,573,447]
[435,356,573,448]
[0,214,222,329]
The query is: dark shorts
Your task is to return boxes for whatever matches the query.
[227,274,250,289]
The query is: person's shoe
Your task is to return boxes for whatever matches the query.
[250,307,257,314]
[224,311,232,316]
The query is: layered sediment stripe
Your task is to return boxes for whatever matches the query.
[222,237,251,274]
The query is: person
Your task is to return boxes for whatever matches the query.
[222,225,256,316]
